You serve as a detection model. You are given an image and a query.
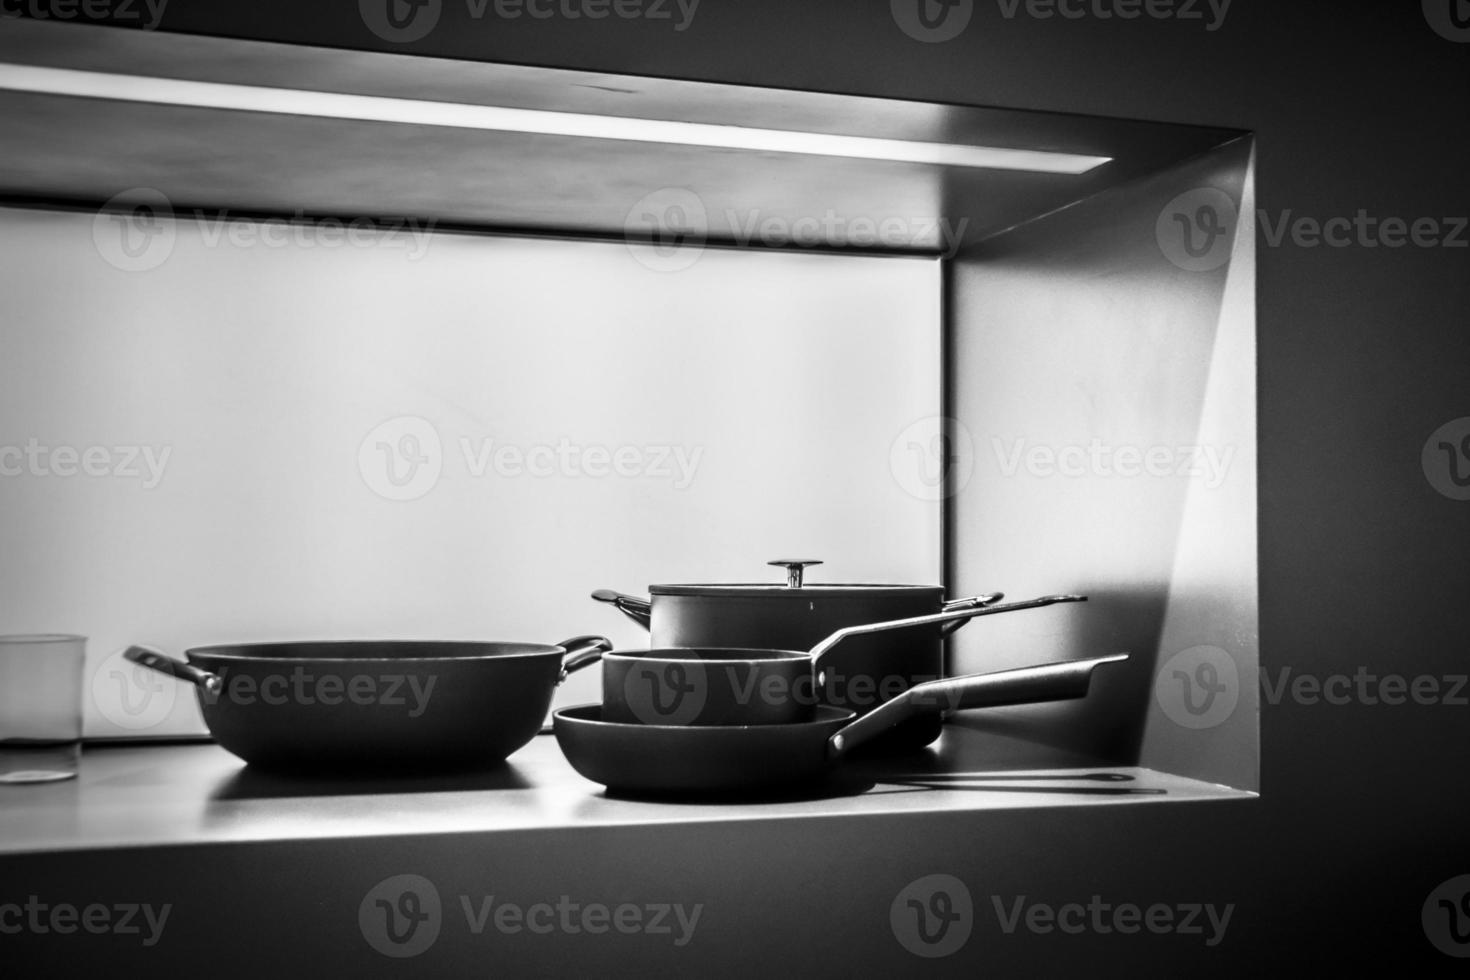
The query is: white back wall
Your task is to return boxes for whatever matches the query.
[0,206,940,736]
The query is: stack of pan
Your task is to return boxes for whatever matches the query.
[561,561,1127,794]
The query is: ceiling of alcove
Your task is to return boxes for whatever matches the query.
[0,19,1244,251]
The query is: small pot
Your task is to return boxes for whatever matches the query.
[601,597,1086,726]
[593,560,1005,745]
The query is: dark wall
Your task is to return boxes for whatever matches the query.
[12,0,1469,969]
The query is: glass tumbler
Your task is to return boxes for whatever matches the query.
[0,634,86,783]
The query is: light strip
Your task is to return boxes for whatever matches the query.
[0,64,1110,174]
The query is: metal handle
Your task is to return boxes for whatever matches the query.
[590,590,652,631]
[557,635,613,681]
[939,593,1004,635]
[767,560,823,588]
[807,594,1087,670]
[124,645,223,695]
[827,653,1128,759]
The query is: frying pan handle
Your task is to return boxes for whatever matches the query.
[557,635,614,681]
[809,594,1087,667]
[123,645,223,695]
[826,653,1129,760]
[590,590,652,631]
[938,593,1004,635]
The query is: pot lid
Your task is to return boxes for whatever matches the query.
[649,560,944,597]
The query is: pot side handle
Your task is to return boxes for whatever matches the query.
[557,635,614,680]
[590,590,652,631]
[124,645,223,695]
[826,653,1129,760]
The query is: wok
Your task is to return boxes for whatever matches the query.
[555,653,1128,794]
[125,635,611,772]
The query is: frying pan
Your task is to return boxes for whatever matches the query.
[125,635,611,772]
[600,595,1086,726]
[554,653,1128,794]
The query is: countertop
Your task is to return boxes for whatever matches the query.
[0,722,1251,856]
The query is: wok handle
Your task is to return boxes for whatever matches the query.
[938,593,1005,635]
[827,653,1129,760]
[557,635,614,681]
[809,594,1087,668]
[590,590,652,631]
[123,645,223,695]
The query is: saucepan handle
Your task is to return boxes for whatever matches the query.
[808,594,1088,668]
[557,635,614,681]
[938,593,1005,635]
[826,653,1129,760]
[124,645,223,695]
[590,590,652,630]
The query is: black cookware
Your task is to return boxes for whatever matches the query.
[125,636,611,772]
[555,654,1128,795]
[599,597,1086,726]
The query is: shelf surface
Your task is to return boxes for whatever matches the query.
[0,724,1252,856]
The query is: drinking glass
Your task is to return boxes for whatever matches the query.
[0,634,86,783]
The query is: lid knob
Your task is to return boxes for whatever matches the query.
[768,560,823,589]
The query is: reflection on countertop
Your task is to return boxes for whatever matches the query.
[0,725,1253,856]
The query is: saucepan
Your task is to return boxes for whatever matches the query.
[600,596,1087,726]
[554,653,1129,794]
[593,560,1014,745]
[125,635,611,772]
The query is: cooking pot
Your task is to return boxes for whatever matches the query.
[593,559,1008,745]
[124,635,611,772]
[601,597,1086,726]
